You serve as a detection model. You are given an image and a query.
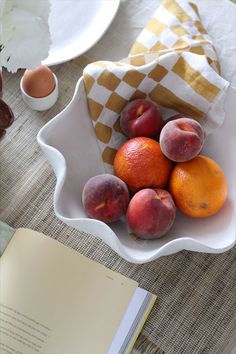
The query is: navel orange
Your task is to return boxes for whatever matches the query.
[113,137,172,193]
[169,155,227,218]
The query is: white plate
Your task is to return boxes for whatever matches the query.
[37,78,236,264]
[42,0,120,66]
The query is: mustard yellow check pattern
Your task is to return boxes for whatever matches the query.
[129,0,220,73]
[83,0,229,168]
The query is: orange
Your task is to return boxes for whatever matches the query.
[169,155,227,218]
[113,137,172,193]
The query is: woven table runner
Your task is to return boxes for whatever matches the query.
[0,1,236,353]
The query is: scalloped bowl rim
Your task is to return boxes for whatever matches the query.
[37,78,236,263]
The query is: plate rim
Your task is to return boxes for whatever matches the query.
[42,0,121,66]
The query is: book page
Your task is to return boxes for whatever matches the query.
[0,229,138,354]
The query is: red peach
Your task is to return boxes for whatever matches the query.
[126,188,176,239]
[120,99,164,138]
[160,117,205,162]
[82,174,130,223]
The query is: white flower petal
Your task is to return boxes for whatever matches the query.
[0,0,51,72]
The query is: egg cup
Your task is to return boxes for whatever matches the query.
[20,74,58,111]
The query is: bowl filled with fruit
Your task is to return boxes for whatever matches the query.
[37,78,236,263]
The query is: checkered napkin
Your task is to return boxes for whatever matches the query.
[83,0,229,170]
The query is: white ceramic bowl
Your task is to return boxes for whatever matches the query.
[37,78,236,263]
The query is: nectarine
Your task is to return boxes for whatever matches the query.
[120,99,164,138]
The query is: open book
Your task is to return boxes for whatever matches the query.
[0,227,156,354]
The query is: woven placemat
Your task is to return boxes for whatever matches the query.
[1,56,236,354]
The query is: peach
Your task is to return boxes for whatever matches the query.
[82,174,130,223]
[160,117,205,162]
[120,99,164,138]
[126,188,176,239]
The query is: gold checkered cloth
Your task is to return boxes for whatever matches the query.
[83,0,229,170]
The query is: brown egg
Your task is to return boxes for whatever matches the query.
[22,66,56,98]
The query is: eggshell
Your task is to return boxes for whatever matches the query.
[22,66,56,98]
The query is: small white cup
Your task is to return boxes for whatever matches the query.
[20,73,58,111]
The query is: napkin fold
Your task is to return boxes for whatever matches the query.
[83,0,229,170]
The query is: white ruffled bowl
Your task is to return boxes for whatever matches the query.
[37,78,236,263]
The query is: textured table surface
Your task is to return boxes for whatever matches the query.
[1,1,236,353]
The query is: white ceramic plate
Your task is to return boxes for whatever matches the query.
[42,0,120,66]
[37,78,236,264]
